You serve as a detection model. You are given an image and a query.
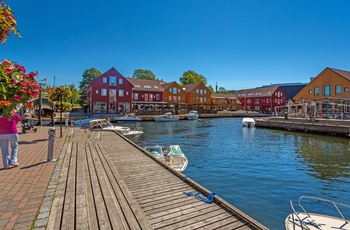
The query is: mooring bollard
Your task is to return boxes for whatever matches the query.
[47,127,56,162]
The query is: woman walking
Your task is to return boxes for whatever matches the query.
[0,109,21,169]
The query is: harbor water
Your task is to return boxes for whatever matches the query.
[128,118,350,229]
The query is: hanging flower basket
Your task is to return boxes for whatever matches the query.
[0,2,21,44]
[0,59,40,115]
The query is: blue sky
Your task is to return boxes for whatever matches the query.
[2,0,350,90]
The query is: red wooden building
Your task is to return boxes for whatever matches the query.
[87,68,134,114]
[235,86,286,113]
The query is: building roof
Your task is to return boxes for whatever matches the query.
[126,78,164,92]
[182,82,201,93]
[161,81,179,89]
[211,93,238,99]
[235,86,280,98]
[329,67,350,81]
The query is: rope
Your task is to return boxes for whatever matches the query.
[183,175,188,182]
[183,191,215,204]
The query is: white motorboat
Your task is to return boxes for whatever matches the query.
[89,119,143,141]
[71,118,92,126]
[242,117,255,128]
[187,111,199,120]
[154,112,179,122]
[144,145,165,162]
[114,114,142,123]
[144,145,188,172]
[285,196,350,230]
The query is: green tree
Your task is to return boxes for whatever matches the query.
[218,87,228,94]
[207,85,215,93]
[179,70,207,85]
[79,68,102,94]
[67,84,80,106]
[132,69,156,80]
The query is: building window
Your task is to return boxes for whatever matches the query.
[173,87,177,94]
[95,90,99,94]
[109,89,116,102]
[169,88,172,92]
[314,87,319,96]
[345,87,349,92]
[101,89,107,96]
[322,85,331,96]
[103,77,107,83]
[308,90,312,94]
[178,89,180,93]
[156,94,160,100]
[200,89,203,95]
[204,90,207,94]
[196,89,199,93]
[178,96,181,101]
[335,85,342,95]
[169,95,172,101]
[93,102,106,113]
[118,89,124,97]
[110,76,116,86]
[133,93,138,100]
[118,78,123,84]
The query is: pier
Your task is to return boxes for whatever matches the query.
[255,117,350,137]
[48,128,268,229]
[0,126,268,229]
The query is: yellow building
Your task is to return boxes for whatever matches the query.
[293,67,350,118]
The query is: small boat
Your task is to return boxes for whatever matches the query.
[114,114,142,123]
[154,112,179,122]
[187,111,199,120]
[89,119,143,141]
[71,118,92,126]
[144,145,165,162]
[242,117,255,128]
[285,196,350,230]
[144,145,188,172]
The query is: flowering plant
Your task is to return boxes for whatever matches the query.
[0,1,21,44]
[0,59,40,115]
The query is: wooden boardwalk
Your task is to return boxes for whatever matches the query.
[47,128,268,230]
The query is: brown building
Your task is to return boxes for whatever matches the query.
[182,82,212,111]
[235,86,286,113]
[293,67,350,118]
[211,93,242,111]
[161,81,187,105]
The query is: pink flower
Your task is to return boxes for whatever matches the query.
[14,94,22,101]
[20,89,26,94]
[4,67,12,73]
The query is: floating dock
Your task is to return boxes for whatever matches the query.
[47,128,268,229]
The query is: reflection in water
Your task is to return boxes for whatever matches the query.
[294,135,350,181]
[136,118,350,229]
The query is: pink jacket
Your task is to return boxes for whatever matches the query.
[0,112,22,135]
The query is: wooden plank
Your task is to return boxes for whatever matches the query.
[81,142,99,230]
[47,140,73,230]
[61,141,77,229]
[75,141,89,230]
[88,143,130,230]
[85,142,112,229]
[152,206,226,229]
[96,143,153,230]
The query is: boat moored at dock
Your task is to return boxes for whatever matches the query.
[285,196,350,230]
[89,118,143,141]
